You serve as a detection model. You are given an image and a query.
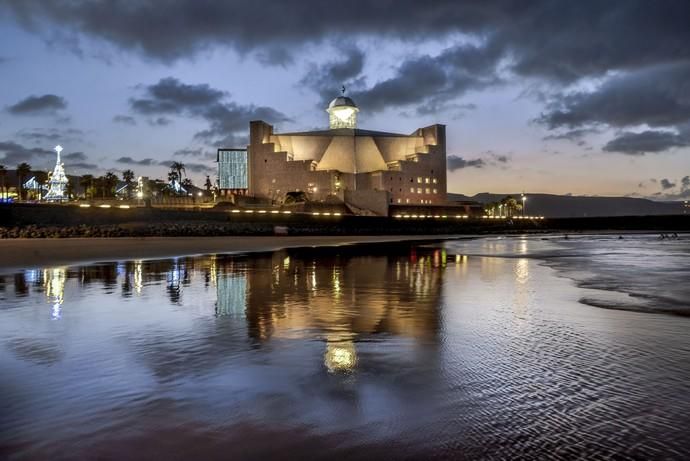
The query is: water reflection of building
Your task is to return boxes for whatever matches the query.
[44,268,66,319]
[215,273,247,317]
[219,247,445,371]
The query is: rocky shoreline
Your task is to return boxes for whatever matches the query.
[0,223,276,239]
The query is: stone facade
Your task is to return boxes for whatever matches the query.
[248,120,447,214]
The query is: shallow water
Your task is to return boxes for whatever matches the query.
[1,237,690,460]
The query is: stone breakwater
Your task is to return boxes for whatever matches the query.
[0,223,276,239]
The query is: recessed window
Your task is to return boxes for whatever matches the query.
[410,187,415,193]
[432,178,437,184]
[425,188,430,194]
[417,177,422,183]
[425,177,430,184]
[417,188,422,194]
[433,188,437,194]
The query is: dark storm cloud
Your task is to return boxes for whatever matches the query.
[130,77,289,146]
[300,46,366,105]
[148,117,172,127]
[2,1,508,62]
[173,148,204,158]
[349,42,502,113]
[602,131,689,155]
[159,160,214,174]
[447,156,486,171]
[16,127,84,144]
[63,151,86,161]
[70,162,98,170]
[116,156,157,166]
[537,62,690,130]
[255,46,295,67]
[660,179,676,190]
[113,115,136,125]
[9,1,688,73]
[7,94,67,115]
[131,78,225,114]
[543,128,601,142]
[0,140,54,166]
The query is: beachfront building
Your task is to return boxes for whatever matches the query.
[245,93,448,216]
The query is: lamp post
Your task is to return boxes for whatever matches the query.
[522,194,526,216]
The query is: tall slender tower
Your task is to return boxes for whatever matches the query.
[44,145,69,201]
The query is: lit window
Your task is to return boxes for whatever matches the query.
[405,198,410,204]
[425,188,430,194]
[410,187,415,193]
[417,188,422,194]
[397,198,401,203]
[417,177,422,183]
[433,188,437,194]
[425,177,430,183]
[432,178,437,184]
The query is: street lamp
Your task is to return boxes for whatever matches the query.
[521,194,526,216]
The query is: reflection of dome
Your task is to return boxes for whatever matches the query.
[324,340,357,373]
[328,96,357,109]
[326,95,359,129]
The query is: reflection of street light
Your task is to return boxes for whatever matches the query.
[521,194,527,216]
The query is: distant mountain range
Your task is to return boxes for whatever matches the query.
[449,192,687,218]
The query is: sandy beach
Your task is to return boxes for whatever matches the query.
[0,235,460,272]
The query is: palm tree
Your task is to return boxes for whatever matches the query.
[122,169,135,199]
[80,174,94,199]
[0,164,6,199]
[501,196,520,217]
[34,170,48,200]
[16,162,31,200]
[103,172,119,198]
[170,161,185,182]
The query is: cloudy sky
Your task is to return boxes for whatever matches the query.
[0,0,688,199]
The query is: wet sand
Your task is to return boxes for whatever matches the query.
[0,235,461,271]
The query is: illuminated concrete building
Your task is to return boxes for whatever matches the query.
[247,94,448,215]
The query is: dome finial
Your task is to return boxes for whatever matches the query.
[341,85,346,95]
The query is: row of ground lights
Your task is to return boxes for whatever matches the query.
[79,204,131,209]
[394,214,545,219]
[482,215,545,219]
[394,214,469,219]
[229,210,343,216]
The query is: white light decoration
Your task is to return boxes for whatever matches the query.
[44,145,69,201]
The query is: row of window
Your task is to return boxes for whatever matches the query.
[387,176,438,184]
[409,187,438,194]
[396,198,433,204]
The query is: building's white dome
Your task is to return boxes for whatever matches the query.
[328,96,358,109]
